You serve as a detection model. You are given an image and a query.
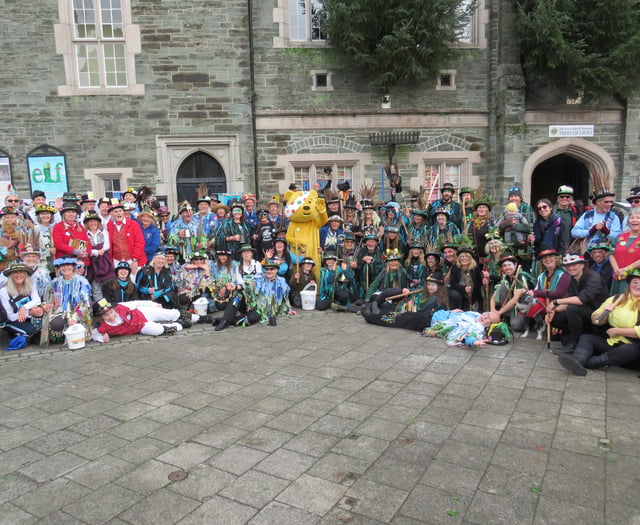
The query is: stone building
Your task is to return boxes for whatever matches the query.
[1,0,638,212]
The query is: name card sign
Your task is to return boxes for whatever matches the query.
[549,125,594,137]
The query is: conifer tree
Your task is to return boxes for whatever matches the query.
[321,0,475,92]
[516,0,640,102]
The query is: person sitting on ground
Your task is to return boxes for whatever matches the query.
[136,251,177,309]
[214,259,295,331]
[0,262,44,344]
[90,299,185,342]
[362,272,449,330]
[49,257,92,344]
[489,254,534,334]
[317,252,356,311]
[557,269,640,376]
[289,257,316,309]
[548,253,609,354]
[102,261,139,304]
[365,249,412,302]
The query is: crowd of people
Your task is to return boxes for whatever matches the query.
[1,180,639,377]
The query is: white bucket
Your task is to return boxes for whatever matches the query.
[300,282,317,311]
[193,297,209,316]
[63,323,86,350]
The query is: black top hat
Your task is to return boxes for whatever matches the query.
[627,187,640,203]
[92,299,115,317]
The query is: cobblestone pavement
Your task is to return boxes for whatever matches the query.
[1,310,640,524]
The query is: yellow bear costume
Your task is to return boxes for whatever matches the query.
[284,189,328,281]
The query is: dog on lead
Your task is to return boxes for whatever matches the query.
[516,294,547,340]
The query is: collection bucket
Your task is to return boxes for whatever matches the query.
[300,282,317,310]
[193,297,209,316]
[63,323,86,350]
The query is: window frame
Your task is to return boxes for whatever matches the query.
[290,161,356,193]
[273,0,329,48]
[83,167,132,199]
[55,0,144,96]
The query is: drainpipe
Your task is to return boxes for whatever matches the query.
[248,0,260,199]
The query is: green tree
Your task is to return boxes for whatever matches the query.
[516,0,640,102]
[320,0,475,93]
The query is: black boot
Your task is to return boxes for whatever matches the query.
[179,319,192,329]
[162,325,177,336]
[198,315,212,324]
[557,346,592,376]
[268,316,277,326]
[215,319,229,331]
[586,353,609,369]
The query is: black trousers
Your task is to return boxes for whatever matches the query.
[578,334,640,368]
[551,305,594,346]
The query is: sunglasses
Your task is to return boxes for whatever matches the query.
[537,205,549,211]
[557,195,571,199]
[631,199,640,205]
[6,199,19,203]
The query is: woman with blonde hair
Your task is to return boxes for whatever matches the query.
[449,247,482,310]
[558,269,640,375]
[0,263,44,342]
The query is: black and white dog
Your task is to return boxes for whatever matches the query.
[516,294,547,340]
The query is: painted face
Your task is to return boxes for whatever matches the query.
[589,249,607,264]
[426,282,438,294]
[443,248,456,262]
[102,308,118,323]
[501,261,517,276]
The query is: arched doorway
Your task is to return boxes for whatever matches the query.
[521,138,616,205]
[531,155,590,207]
[176,152,227,205]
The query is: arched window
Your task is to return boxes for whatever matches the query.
[176,152,227,205]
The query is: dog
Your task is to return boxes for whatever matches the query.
[516,294,547,340]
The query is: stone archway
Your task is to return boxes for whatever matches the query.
[521,138,616,204]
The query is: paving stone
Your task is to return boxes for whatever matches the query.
[420,460,484,498]
[149,421,206,445]
[254,448,315,480]
[541,470,605,508]
[120,488,200,524]
[450,424,502,449]
[65,455,133,489]
[331,434,389,462]
[67,433,130,460]
[276,474,347,516]
[238,427,293,453]
[342,478,408,522]
[169,464,236,501]
[436,439,494,471]
[284,431,340,458]
[307,452,371,486]
[0,473,39,506]
[266,411,317,434]
[480,464,543,502]
[209,445,268,475]
[400,484,470,524]
[0,502,37,525]
[11,478,90,518]
[0,447,44,476]
[176,495,256,524]
[18,451,88,483]
[0,426,46,452]
[115,459,178,495]
[111,437,173,463]
[219,470,290,509]
[248,500,320,525]
[63,483,139,524]
[491,443,548,477]
[466,489,537,524]
[67,414,121,437]
[181,406,230,427]
[533,495,604,524]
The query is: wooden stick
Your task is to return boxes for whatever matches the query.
[384,288,424,302]
[592,294,624,326]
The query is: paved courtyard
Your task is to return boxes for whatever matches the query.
[1,310,639,524]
